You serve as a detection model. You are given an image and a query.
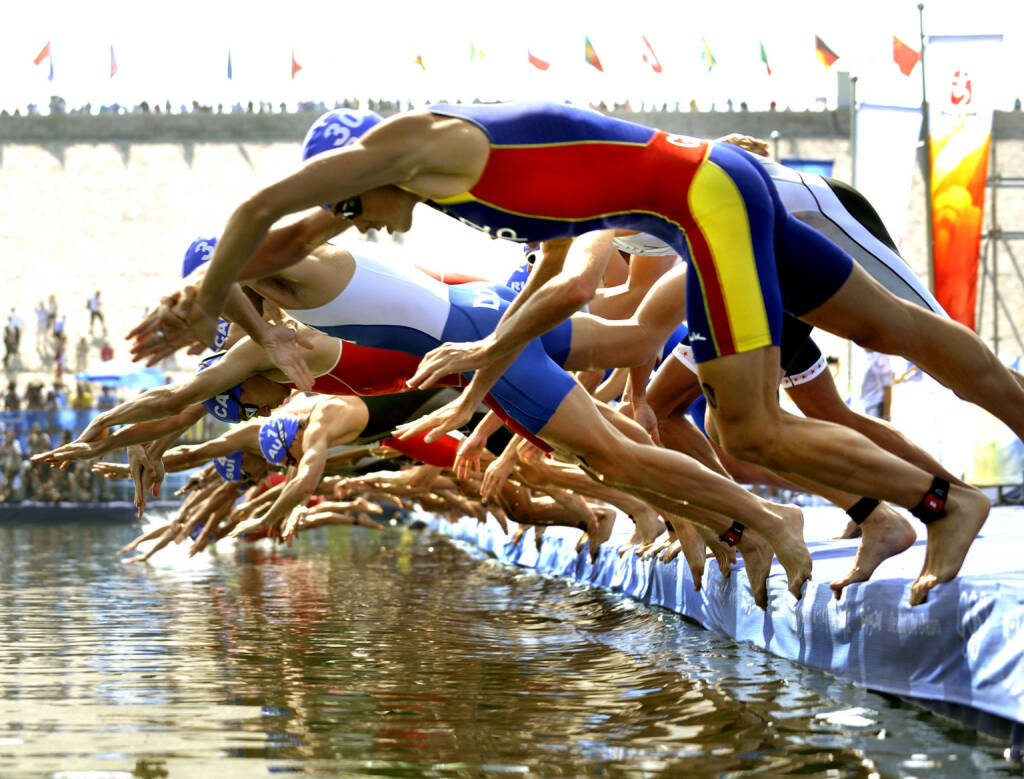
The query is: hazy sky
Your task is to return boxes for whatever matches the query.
[1,0,1019,111]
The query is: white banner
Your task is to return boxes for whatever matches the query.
[854,103,922,248]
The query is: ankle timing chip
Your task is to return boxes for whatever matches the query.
[718,521,744,546]
[910,477,950,524]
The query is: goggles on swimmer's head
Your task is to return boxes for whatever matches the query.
[332,195,363,220]
[197,353,261,423]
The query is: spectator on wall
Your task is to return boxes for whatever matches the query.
[4,381,20,411]
[87,291,105,336]
[75,336,89,373]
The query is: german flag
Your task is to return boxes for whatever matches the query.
[815,36,839,68]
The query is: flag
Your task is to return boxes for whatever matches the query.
[291,49,302,79]
[33,41,50,66]
[415,54,426,70]
[527,49,550,71]
[33,41,53,81]
[227,49,233,80]
[470,43,485,61]
[759,40,772,75]
[584,35,603,72]
[700,37,716,72]
[815,35,839,68]
[109,45,118,78]
[926,34,1003,328]
[641,35,662,73]
[893,35,921,76]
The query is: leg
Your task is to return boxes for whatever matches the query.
[802,262,1024,441]
[698,345,988,604]
[536,384,811,602]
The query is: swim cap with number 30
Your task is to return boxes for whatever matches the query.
[301,108,384,161]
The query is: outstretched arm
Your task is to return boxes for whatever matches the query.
[35,405,205,467]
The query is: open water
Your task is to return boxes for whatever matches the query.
[0,515,1016,777]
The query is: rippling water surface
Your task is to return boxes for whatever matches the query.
[0,516,1015,777]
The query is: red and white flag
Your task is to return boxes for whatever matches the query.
[641,35,662,73]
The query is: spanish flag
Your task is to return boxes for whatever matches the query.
[815,36,839,68]
[584,35,603,72]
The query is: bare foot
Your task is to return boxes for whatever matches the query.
[674,519,706,591]
[491,510,509,535]
[835,519,862,539]
[831,503,915,598]
[641,535,673,560]
[632,508,667,546]
[533,524,546,553]
[618,524,642,558]
[510,523,527,548]
[586,507,619,562]
[910,486,989,606]
[766,503,812,600]
[736,530,774,609]
[659,540,682,564]
[693,525,735,577]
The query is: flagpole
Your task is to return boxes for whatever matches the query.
[918,2,936,293]
[849,75,858,188]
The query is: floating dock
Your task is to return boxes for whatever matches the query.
[425,505,1024,745]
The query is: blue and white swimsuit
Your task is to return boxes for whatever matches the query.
[283,253,577,435]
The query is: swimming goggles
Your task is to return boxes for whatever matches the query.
[333,195,363,220]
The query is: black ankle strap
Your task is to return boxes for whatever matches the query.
[718,521,744,546]
[847,497,879,525]
[910,477,950,524]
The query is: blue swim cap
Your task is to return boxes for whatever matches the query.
[212,451,247,483]
[259,413,301,465]
[182,237,231,347]
[211,318,232,350]
[196,353,255,423]
[182,236,217,278]
[301,108,383,162]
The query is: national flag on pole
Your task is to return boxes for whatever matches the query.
[291,49,302,79]
[815,35,839,68]
[227,49,233,80]
[415,54,426,70]
[759,40,772,75]
[109,45,118,78]
[893,35,921,76]
[641,35,662,73]
[700,37,716,72]
[584,36,603,72]
[527,49,550,71]
[33,41,53,81]
[33,41,50,66]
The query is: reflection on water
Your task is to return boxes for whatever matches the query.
[0,517,1014,776]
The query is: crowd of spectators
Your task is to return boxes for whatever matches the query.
[0,94,926,119]
[4,292,114,381]
[0,426,113,504]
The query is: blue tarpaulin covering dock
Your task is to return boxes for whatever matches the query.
[425,505,1024,739]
